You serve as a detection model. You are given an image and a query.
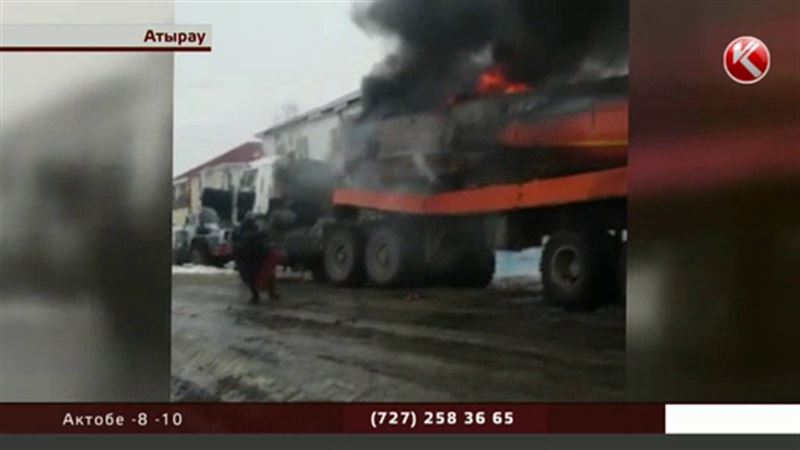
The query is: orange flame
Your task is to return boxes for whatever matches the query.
[476,64,530,95]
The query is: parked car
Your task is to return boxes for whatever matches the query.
[172,207,233,266]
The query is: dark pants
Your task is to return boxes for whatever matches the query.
[237,260,262,302]
[238,250,285,302]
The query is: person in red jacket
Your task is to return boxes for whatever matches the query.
[233,213,284,303]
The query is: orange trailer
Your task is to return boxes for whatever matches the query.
[317,78,628,310]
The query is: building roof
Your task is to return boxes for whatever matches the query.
[175,141,264,181]
[255,90,361,139]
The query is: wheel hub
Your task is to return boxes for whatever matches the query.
[552,245,581,288]
[376,244,390,268]
[334,245,348,264]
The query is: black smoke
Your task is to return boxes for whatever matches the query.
[354,0,628,118]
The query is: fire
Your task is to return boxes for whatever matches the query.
[476,64,530,95]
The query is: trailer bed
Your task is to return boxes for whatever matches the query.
[333,167,627,215]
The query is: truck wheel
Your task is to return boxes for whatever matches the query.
[540,230,615,310]
[323,227,365,286]
[449,247,495,288]
[189,244,211,266]
[365,224,420,287]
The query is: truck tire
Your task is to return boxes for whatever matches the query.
[448,247,495,288]
[540,230,615,310]
[365,224,421,287]
[323,227,365,286]
[189,244,211,266]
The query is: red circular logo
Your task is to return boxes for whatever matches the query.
[723,36,770,85]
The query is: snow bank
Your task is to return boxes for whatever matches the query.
[493,248,541,279]
[171,264,236,275]
[491,274,541,292]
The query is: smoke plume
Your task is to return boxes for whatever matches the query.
[354,0,628,118]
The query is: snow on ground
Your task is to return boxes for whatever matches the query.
[173,248,544,280]
[491,274,541,291]
[171,264,236,275]
[171,263,310,280]
[494,248,541,277]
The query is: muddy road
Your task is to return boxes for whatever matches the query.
[172,272,624,402]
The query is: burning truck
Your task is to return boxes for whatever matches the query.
[259,74,626,310]
[254,0,628,310]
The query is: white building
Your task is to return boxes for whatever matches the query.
[256,90,361,163]
[172,141,265,225]
[243,91,361,214]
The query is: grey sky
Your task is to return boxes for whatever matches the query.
[173,1,387,176]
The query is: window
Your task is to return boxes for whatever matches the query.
[330,128,341,155]
[173,182,190,208]
[295,136,309,159]
[240,169,257,190]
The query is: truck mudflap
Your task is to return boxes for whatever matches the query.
[332,167,627,215]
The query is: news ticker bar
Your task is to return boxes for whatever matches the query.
[0,25,212,51]
[0,404,798,434]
